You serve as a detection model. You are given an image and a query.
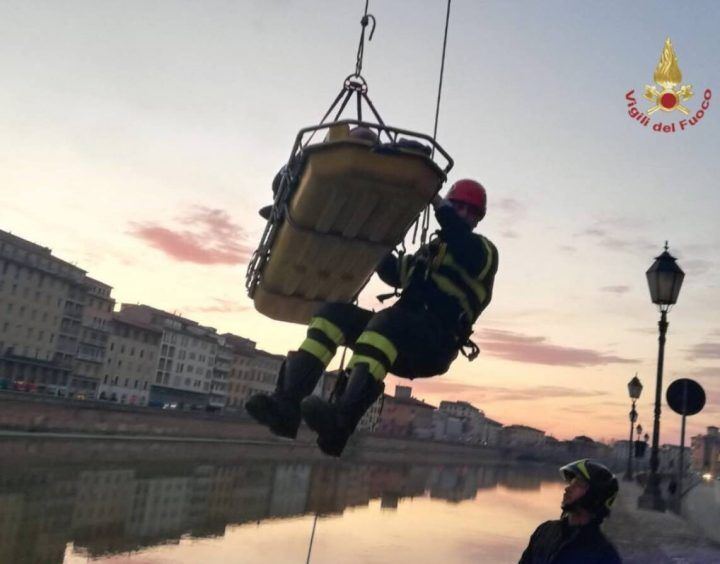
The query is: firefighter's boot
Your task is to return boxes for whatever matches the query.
[301,364,384,457]
[245,351,324,439]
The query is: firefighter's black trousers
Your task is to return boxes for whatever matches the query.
[299,301,459,381]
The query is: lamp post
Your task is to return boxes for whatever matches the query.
[638,242,684,512]
[624,375,643,481]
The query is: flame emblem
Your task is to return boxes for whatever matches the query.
[644,38,693,115]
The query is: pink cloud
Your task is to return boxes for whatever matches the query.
[130,207,254,265]
[495,197,524,213]
[578,219,657,253]
[686,342,720,361]
[187,298,252,314]
[391,379,609,420]
[600,285,630,294]
[686,366,720,378]
[474,329,637,367]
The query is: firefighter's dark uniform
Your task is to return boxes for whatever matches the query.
[245,198,499,455]
[519,518,622,564]
[299,201,499,382]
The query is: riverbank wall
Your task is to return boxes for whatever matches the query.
[0,391,507,465]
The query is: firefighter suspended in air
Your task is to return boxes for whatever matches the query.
[246,179,499,456]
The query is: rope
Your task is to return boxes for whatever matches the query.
[305,513,319,564]
[416,0,452,246]
[431,0,452,157]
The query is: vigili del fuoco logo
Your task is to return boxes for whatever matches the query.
[625,38,712,133]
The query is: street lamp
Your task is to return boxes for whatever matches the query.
[638,242,684,512]
[624,375,643,481]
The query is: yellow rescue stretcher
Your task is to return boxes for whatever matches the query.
[246,86,453,325]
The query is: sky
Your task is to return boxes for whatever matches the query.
[1,1,718,443]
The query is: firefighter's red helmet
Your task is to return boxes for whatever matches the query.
[447,179,487,219]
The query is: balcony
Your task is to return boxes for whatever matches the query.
[52,353,74,369]
[63,302,83,320]
[75,349,104,364]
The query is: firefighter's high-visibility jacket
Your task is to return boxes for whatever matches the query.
[376,202,499,336]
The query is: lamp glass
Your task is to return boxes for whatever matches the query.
[628,376,643,400]
[646,250,685,305]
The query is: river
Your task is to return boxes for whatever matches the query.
[0,438,567,564]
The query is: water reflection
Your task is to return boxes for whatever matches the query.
[0,442,561,563]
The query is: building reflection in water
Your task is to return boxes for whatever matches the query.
[0,451,560,563]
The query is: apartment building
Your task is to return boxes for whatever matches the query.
[0,230,86,390]
[224,334,257,411]
[439,400,482,442]
[376,385,435,438]
[209,335,232,411]
[227,347,284,410]
[501,424,546,447]
[117,305,221,409]
[481,417,503,447]
[691,426,720,476]
[97,314,162,405]
[71,277,115,396]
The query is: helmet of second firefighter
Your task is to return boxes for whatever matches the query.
[559,459,619,518]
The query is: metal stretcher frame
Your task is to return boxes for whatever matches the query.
[246,119,454,324]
